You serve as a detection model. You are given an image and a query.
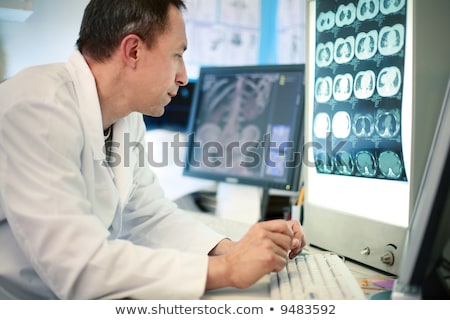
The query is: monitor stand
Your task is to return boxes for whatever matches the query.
[215,182,267,225]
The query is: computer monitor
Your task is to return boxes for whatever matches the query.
[183,64,305,223]
[302,0,450,274]
[392,77,450,299]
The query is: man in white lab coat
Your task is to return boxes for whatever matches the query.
[0,0,305,299]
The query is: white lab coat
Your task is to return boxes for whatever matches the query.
[0,51,226,299]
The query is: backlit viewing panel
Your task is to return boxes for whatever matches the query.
[313,0,407,181]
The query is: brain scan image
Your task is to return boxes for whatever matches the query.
[355,151,378,177]
[352,113,375,138]
[317,11,335,32]
[334,151,354,175]
[313,113,331,139]
[375,109,400,138]
[357,0,379,22]
[264,125,290,178]
[315,76,333,103]
[314,0,407,181]
[333,73,353,102]
[334,36,355,64]
[379,24,405,56]
[380,0,406,15]
[377,66,402,97]
[332,111,351,139]
[336,3,356,27]
[316,42,334,67]
[265,150,286,177]
[270,125,291,154]
[354,70,376,99]
[315,152,334,174]
[378,150,403,179]
[355,30,378,60]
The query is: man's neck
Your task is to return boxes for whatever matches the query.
[83,53,131,130]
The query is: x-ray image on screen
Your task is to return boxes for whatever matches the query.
[192,73,274,177]
[313,0,408,181]
[183,64,305,193]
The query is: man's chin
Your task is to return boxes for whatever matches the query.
[143,106,166,118]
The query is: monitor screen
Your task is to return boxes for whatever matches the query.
[183,64,305,193]
[302,0,412,274]
[309,0,411,227]
[302,0,450,275]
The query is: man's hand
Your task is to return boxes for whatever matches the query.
[287,219,306,259]
[206,219,306,290]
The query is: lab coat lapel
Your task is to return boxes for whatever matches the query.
[66,50,105,161]
[67,50,123,236]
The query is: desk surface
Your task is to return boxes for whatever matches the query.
[187,210,395,300]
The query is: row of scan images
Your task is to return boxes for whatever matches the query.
[316,24,405,66]
[315,149,405,180]
[315,67,401,103]
[317,0,406,32]
[314,108,400,140]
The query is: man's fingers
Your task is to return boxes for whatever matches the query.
[259,219,294,236]
[267,231,294,252]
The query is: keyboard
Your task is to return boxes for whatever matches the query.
[270,253,367,300]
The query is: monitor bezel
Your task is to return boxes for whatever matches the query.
[393,77,450,299]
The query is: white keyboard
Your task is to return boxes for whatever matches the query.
[270,253,367,300]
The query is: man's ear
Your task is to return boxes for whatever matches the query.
[120,34,142,68]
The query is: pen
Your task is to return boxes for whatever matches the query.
[291,183,304,222]
[296,183,305,207]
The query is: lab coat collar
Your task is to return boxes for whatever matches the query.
[66,50,105,161]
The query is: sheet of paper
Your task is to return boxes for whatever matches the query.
[183,0,261,78]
